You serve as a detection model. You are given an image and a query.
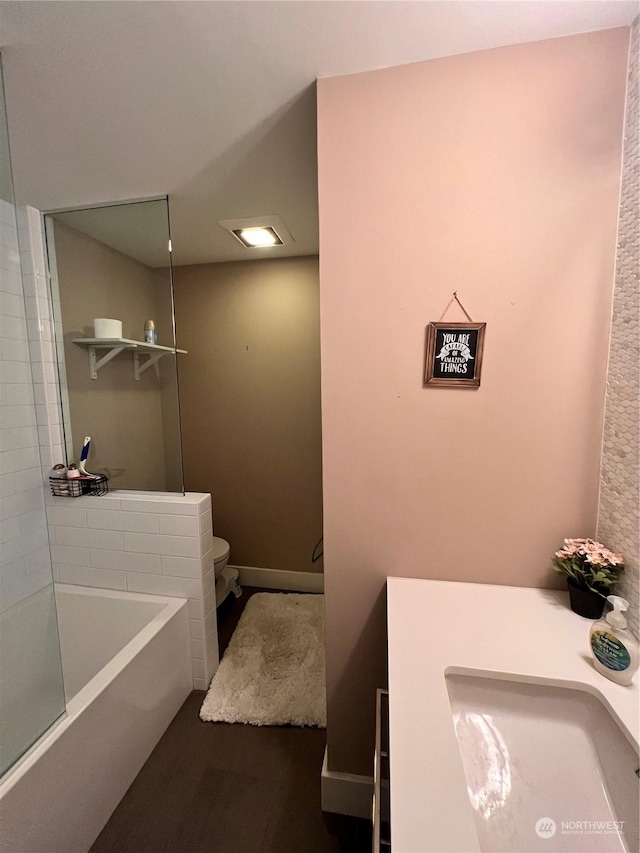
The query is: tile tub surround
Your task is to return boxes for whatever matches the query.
[16,205,66,475]
[46,491,218,688]
[0,198,55,613]
[14,206,218,687]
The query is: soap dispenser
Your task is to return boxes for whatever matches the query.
[589,596,638,686]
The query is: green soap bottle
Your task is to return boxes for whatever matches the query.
[589,596,638,686]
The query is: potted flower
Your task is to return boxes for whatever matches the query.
[551,538,624,619]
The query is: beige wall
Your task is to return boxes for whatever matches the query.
[317,28,629,775]
[54,221,181,491]
[172,256,323,573]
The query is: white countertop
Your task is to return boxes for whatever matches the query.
[387,577,639,853]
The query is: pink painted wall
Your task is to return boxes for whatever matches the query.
[317,28,630,776]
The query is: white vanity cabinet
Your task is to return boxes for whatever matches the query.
[386,577,639,853]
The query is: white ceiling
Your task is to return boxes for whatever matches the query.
[1,1,637,267]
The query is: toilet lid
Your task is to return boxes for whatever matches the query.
[212,536,230,563]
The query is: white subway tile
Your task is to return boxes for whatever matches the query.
[0,199,17,224]
[43,362,57,384]
[0,472,16,496]
[0,578,30,612]
[189,619,204,640]
[0,361,32,384]
[26,318,43,343]
[0,515,21,544]
[194,493,211,509]
[1,527,49,566]
[58,564,127,590]
[0,538,26,568]
[193,678,207,692]
[0,269,22,295]
[36,403,55,426]
[188,598,203,619]
[0,291,25,318]
[19,508,47,535]
[191,639,204,660]
[0,426,39,452]
[0,405,36,429]
[37,290,50,317]
[4,383,34,406]
[1,486,43,518]
[90,549,161,574]
[204,628,218,661]
[56,526,124,550]
[29,545,52,572]
[203,586,216,615]
[24,295,38,319]
[123,532,199,557]
[1,338,30,362]
[0,224,17,250]
[46,383,61,407]
[198,508,213,535]
[0,557,25,589]
[17,270,35,299]
[45,505,88,528]
[161,555,200,578]
[158,514,198,536]
[0,248,20,272]
[120,498,198,516]
[200,529,213,557]
[204,608,218,637]
[86,508,159,533]
[0,446,40,476]
[36,424,50,450]
[51,544,91,567]
[0,314,28,340]
[35,272,49,297]
[54,494,121,511]
[202,567,214,596]
[125,572,200,598]
[28,361,46,385]
[49,444,64,465]
[191,659,205,680]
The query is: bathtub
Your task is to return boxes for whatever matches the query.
[0,584,192,853]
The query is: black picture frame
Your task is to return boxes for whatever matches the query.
[424,322,486,388]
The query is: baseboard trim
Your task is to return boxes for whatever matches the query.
[232,565,324,594]
[321,747,373,820]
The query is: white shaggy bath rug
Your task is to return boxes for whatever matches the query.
[200,593,326,728]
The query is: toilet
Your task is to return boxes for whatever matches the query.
[212,536,241,607]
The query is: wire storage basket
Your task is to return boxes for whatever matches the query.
[49,474,109,498]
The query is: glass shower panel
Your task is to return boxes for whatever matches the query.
[0,58,66,776]
[45,198,184,493]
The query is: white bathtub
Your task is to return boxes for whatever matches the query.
[0,584,192,852]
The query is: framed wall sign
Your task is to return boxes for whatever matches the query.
[424,322,486,387]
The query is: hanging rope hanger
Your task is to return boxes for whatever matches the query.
[437,291,474,322]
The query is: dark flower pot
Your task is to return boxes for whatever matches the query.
[567,579,606,619]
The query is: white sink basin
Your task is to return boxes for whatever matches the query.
[446,674,639,853]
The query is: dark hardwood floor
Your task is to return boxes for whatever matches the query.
[91,587,372,853]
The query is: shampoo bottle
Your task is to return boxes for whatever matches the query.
[589,596,638,686]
